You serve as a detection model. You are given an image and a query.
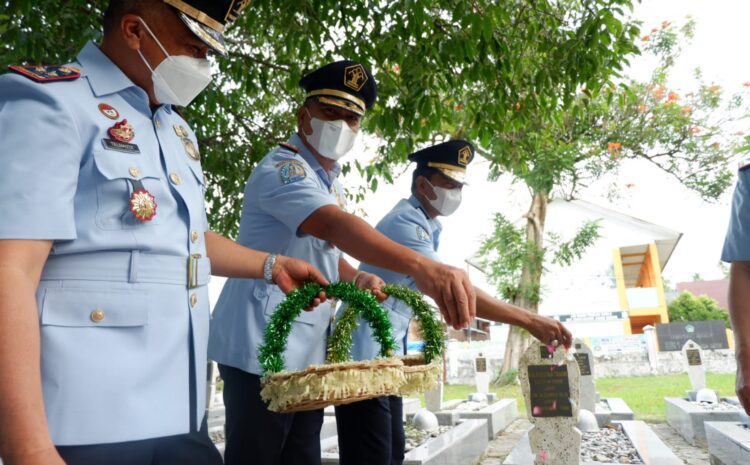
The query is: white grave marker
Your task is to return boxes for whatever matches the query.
[682,339,706,392]
[519,341,581,465]
[425,378,443,412]
[475,352,490,394]
[573,339,596,412]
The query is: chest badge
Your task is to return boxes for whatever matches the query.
[173,124,200,161]
[182,137,200,161]
[173,124,188,138]
[98,103,120,120]
[128,180,157,222]
[416,225,430,242]
[108,119,134,143]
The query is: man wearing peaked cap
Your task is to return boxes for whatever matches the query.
[209,62,478,464]
[164,0,251,56]
[337,140,573,465]
[298,59,378,116]
[0,2,333,465]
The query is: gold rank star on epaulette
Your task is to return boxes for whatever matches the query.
[8,65,81,83]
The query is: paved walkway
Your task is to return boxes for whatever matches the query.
[477,419,710,465]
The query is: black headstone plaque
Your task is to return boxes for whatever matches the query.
[686,349,702,366]
[574,353,592,376]
[476,357,487,373]
[527,364,573,418]
[655,321,729,351]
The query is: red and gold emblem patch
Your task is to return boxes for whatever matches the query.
[108,119,135,143]
[98,103,120,120]
[129,189,157,222]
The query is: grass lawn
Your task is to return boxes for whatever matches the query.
[417,373,736,422]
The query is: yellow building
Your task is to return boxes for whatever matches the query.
[614,240,680,334]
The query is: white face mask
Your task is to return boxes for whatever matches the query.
[137,18,213,107]
[424,179,462,216]
[303,108,359,161]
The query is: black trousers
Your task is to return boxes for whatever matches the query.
[334,396,405,465]
[56,417,221,465]
[219,364,323,465]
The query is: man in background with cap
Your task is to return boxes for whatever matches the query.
[209,61,477,465]
[0,2,331,465]
[335,140,573,465]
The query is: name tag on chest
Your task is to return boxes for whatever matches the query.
[102,138,140,154]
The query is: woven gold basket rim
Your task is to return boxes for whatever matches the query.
[261,357,406,413]
[397,354,441,396]
[262,357,403,382]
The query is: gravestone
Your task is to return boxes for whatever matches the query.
[681,339,706,398]
[573,339,596,412]
[425,378,443,412]
[519,341,581,465]
[475,352,490,394]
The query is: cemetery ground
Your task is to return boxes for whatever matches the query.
[430,373,734,465]
[426,372,736,422]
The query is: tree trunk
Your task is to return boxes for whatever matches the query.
[500,190,549,375]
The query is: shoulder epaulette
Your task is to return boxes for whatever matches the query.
[279,142,300,153]
[8,65,81,83]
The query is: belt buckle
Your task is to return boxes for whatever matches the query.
[188,254,202,289]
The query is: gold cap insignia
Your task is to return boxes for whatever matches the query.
[458,146,472,166]
[344,64,368,92]
[225,0,251,22]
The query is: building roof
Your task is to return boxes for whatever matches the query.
[675,279,729,311]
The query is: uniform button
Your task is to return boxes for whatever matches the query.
[90,309,105,323]
[190,293,198,308]
[129,166,140,177]
[155,120,161,129]
[169,172,181,185]
[191,230,199,243]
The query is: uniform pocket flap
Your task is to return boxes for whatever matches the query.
[41,288,149,327]
[93,150,161,181]
[185,158,206,186]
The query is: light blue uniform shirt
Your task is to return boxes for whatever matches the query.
[0,42,211,445]
[722,164,750,261]
[208,134,345,375]
[351,196,442,360]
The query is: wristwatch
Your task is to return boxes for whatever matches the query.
[264,253,277,284]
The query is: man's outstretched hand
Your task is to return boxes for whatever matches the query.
[414,261,476,330]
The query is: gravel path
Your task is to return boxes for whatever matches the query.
[478,419,710,465]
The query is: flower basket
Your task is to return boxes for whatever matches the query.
[259,282,405,413]
[258,282,445,413]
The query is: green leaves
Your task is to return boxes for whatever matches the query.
[2,0,644,236]
[668,291,730,329]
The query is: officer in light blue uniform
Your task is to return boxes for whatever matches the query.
[335,141,470,465]
[351,200,442,360]
[722,158,750,414]
[0,2,325,465]
[208,60,379,465]
[338,140,573,465]
[209,136,346,375]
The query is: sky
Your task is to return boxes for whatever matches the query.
[210,0,750,307]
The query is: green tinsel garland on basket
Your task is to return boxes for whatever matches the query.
[381,284,445,364]
[259,282,397,376]
[326,305,359,364]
